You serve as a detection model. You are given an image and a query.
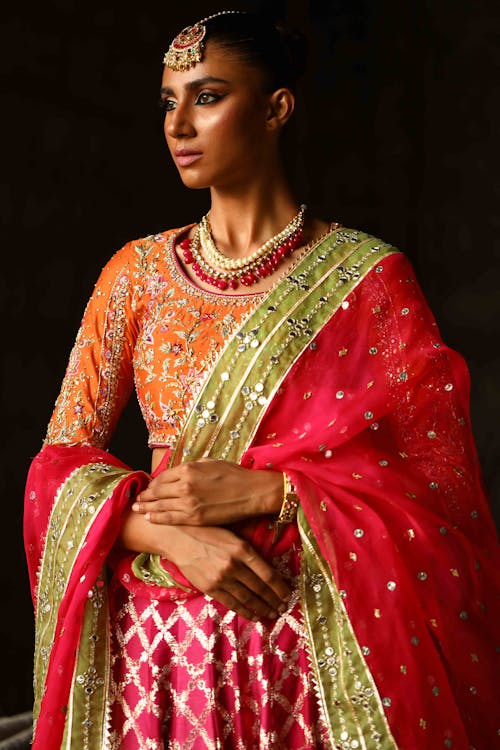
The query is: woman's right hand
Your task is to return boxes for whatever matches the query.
[164,524,292,621]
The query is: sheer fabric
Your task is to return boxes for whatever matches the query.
[25,227,499,749]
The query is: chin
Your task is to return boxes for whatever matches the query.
[178,173,211,190]
[178,172,212,190]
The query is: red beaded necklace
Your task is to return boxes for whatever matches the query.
[177,211,306,291]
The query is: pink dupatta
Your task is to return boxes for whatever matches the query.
[24,445,149,748]
[241,250,499,748]
[25,229,499,749]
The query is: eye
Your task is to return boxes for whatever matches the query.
[195,91,221,105]
[158,97,176,112]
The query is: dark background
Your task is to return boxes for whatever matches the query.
[2,0,499,717]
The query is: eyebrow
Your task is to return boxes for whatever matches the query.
[160,76,230,96]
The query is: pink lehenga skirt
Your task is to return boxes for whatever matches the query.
[108,542,328,750]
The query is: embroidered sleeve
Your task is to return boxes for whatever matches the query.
[44,243,139,449]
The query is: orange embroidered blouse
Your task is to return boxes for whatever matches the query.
[45,228,262,449]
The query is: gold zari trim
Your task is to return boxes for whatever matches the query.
[298,511,399,750]
[141,229,397,588]
[34,462,131,749]
[170,229,397,465]
[131,226,401,749]
[132,552,194,592]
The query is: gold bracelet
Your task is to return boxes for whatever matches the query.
[273,473,299,543]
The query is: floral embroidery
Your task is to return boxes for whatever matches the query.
[45,229,261,449]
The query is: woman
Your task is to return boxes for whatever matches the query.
[24,10,499,750]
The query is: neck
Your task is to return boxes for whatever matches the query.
[207,168,300,259]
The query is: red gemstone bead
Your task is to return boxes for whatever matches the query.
[217,279,228,290]
[183,250,194,263]
[256,265,268,278]
[241,273,256,285]
[229,279,239,289]
[179,238,192,250]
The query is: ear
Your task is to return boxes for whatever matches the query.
[265,88,295,131]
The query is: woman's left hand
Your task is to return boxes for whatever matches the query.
[132,459,283,526]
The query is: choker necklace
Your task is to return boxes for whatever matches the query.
[178,205,307,290]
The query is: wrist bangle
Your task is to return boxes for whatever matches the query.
[273,473,299,543]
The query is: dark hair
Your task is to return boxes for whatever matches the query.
[203,11,308,93]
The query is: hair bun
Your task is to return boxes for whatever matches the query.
[202,11,309,92]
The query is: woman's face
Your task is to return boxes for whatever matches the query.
[160,43,278,190]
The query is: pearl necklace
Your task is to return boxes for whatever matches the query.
[200,204,306,270]
[178,205,307,290]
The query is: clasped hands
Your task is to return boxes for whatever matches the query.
[131,458,291,621]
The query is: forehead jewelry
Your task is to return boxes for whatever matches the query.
[163,10,244,71]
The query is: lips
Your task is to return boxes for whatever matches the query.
[174,149,203,167]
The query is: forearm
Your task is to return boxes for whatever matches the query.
[119,499,293,621]
[118,507,175,557]
[247,468,284,515]
[132,461,285,527]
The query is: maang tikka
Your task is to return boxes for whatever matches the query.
[163,10,244,71]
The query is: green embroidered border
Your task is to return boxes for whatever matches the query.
[298,510,399,750]
[132,552,194,591]
[152,229,400,746]
[62,571,111,750]
[170,229,397,465]
[138,230,398,588]
[34,463,131,749]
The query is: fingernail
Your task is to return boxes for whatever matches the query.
[278,603,287,614]
[269,611,278,619]
[145,513,151,521]
[131,503,139,511]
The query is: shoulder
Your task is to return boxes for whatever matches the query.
[93,226,188,294]
[335,225,415,279]
[333,226,397,254]
[332,226,433,314]
[336,228,441,338]
[98,227,180,277]
[326,225,417,287]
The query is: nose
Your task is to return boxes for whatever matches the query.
[165,101,196,139]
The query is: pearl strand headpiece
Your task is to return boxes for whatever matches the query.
[163,10,246,71]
